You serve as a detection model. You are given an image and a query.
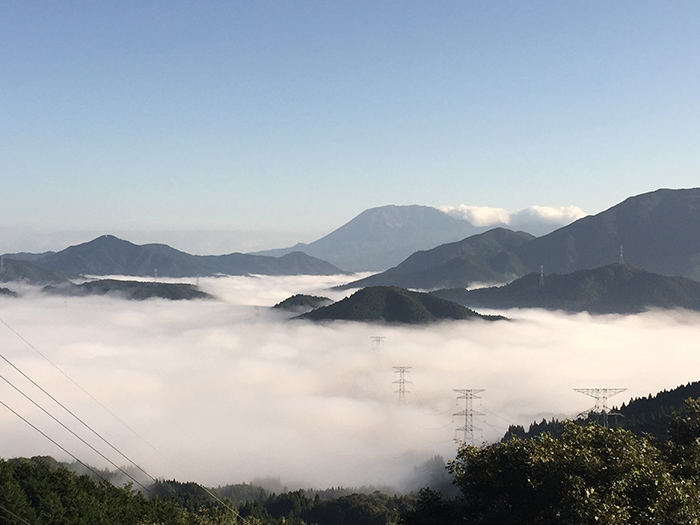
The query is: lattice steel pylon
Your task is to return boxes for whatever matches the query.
[393,366,412,404]
[454,389,485,445]
[574,388,626,427]
[371,336,386,348]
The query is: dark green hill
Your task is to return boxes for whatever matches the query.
[0,287,17,297]
[42,279,214,301]
[432,264,700,314]
[299,286,504,324]
[273,294,333,313]
[337,228,534,290]
[10,235,345,278]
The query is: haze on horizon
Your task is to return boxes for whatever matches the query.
[2,275,700,490]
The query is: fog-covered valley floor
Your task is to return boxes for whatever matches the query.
[1,274,700,490]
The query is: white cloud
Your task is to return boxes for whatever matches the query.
[439,204,587,235]
[1,276,698,490]
[438,205,511,227]
[510,205,587,225]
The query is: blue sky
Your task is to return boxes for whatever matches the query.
[2,1,699,253]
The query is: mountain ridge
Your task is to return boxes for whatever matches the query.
[432,263,700,314]
[337,188,700,290]
[3,235,346,279]
[298,286,504,324]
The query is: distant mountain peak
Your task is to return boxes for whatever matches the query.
[254,204,484,271]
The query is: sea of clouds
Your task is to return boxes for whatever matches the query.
[1,274,699,490]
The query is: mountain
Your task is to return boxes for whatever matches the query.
[6,235,345,278]
[336,188,700,290]
[254,205,484,272]
[298,286,504,324]
[432,264,700,314]
[0,256,69,285]
[0,287,17,297]
[516,187,700,279]
[42,279,214,301]
[336,228,535,290]
[272,294,333,314]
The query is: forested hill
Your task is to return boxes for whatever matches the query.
[298,286,504,324]
[432,263,700,314]
[42,279,214,301]
[503,380,700,442]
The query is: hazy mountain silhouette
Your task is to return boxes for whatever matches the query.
[6,235,345,278]
[298,286,504,324]
[254,205,484,271]
[433,264,700,314]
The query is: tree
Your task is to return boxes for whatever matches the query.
[447,422,700,524]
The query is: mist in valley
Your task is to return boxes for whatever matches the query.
[1,274,699,490]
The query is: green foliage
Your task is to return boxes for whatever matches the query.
[0,457,237,525]
[411,404,700,525]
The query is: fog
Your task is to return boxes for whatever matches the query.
[1,275,700,490]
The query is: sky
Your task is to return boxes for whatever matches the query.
[2,2,700,254]
[3,275,700,490]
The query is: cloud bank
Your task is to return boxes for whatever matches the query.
[439,204,587,235]
[1,275,699,490]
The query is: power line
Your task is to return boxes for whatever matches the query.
[0,503,32,525]
[0,398,108,483]
[0,371,156,496]
[0,314,250,523]
[0,315,172,466]
[0,348,156,486]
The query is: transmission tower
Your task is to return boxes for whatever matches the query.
[539,265,544,286]
[453,389,485,445]
[574,388,626,427]
[619,245,624,265]
[370,336,386,348]
[393,366,412,404]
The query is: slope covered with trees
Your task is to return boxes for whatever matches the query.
[504,381,700,442]
[42,279,214,301]
[298,286,504,324]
